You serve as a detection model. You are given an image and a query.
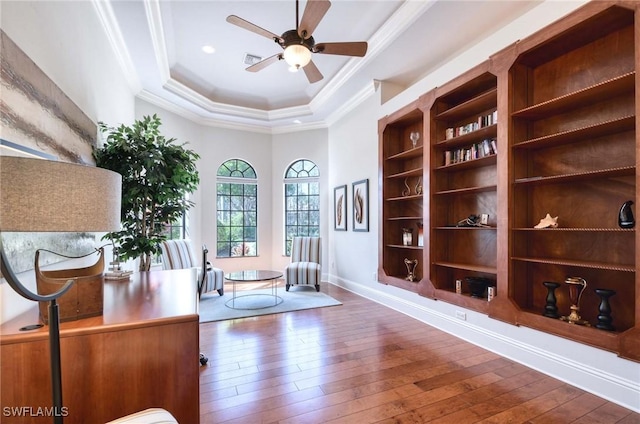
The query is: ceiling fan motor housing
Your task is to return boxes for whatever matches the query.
[280,29,315,51]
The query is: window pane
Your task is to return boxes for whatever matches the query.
[245,196,257,210]
[217,210,230,225]
[286,212,297,225]
[285,184,297,195]
[230,184,243,196]
[309,195,319,209]
[309,211,320,226]
[232,210,245,225]
[217,242,231,257]
[298,196,309,210]
[244,226,256,241]
[245,212,257,226]
[230,226,243,241]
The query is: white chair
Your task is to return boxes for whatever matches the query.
[160,239,224,297]
[106,408,178,424]
[160,239,223,366]
[285,237,321,292]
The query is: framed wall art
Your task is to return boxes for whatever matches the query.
[334,185,347,231]
[352,179,369,232]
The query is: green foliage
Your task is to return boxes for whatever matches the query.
[93,114,200,271]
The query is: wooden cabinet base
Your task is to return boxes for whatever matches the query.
[0,270,200,423]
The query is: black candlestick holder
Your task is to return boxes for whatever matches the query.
[542,281,561,319]
[594,288,616,331]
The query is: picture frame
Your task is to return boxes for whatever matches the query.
[334,185,347,231]
[352,179,369,232]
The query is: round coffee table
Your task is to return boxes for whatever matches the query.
[224,270,283,310]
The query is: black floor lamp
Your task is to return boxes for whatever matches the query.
[0,156,121,424]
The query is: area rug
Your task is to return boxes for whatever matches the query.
[199,287,342,323]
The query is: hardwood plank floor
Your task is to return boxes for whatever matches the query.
[199,283,639,423]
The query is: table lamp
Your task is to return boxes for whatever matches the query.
[0,156,121,423]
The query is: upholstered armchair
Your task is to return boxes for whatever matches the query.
[106,408,178,424]
[285,236,321,292]
[160,239,224,297]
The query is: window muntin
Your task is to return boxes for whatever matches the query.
[216,160,257,257]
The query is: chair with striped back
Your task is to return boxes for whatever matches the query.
[285,236,321,292]
[160,239,224,297]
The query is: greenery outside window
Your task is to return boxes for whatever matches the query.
[284,159,320,256]
[216,159,258,257]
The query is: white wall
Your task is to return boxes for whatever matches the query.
[0,1,135,323]
[327,0,640,413]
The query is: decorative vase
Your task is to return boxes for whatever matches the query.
[402,177,411,197]
[404,258,418,282]
[410,132,420,149]
[402,228,413,246]
[618,200,635,228]
[415,177,422,195]
[560,276,590,326]
[594,288,616,331]
[542,281,561,319]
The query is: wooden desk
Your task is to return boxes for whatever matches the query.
[1,269,200,423]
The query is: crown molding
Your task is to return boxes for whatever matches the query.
[144,0,170,83]
[99,0,433,131]
[92,0,142,93]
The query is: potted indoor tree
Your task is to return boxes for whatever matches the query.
[94,114,200,271]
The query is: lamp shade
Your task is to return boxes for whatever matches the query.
[283,44,311,69]
[0,156,122,232]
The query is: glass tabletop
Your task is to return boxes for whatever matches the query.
[224,270,283,282]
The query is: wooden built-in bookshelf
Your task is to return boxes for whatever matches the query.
[377,1,639,361]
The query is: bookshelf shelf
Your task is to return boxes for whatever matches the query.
[511,72,634,119]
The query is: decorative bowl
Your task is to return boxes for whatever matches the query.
[465,277,494,298]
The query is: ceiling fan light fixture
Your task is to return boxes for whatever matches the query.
[283,44,311,69]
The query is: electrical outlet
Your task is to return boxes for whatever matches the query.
[480,214,489,225]
[373,271,377,281]
[455,310,467,320]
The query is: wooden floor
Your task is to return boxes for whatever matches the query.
[199,282,639,423]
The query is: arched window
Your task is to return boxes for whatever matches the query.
[216,159,257,257]
[284,159,320,256]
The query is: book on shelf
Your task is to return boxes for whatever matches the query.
[445,110,497,140]
[443,137,497,166]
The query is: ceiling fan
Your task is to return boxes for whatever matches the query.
[226,0,368,83]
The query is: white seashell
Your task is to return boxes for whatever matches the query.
[534,213,558,229]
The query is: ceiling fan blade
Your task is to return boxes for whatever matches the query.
[314,42,368,57]
[226,15,283,43]
[297,0,331,39]
[303,60,323,83]
[246,54,283,72]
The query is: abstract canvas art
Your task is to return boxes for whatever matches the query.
[0,30,97,165]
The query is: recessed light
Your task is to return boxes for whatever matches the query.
[293,119,302,124]
[201,45,215,54]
